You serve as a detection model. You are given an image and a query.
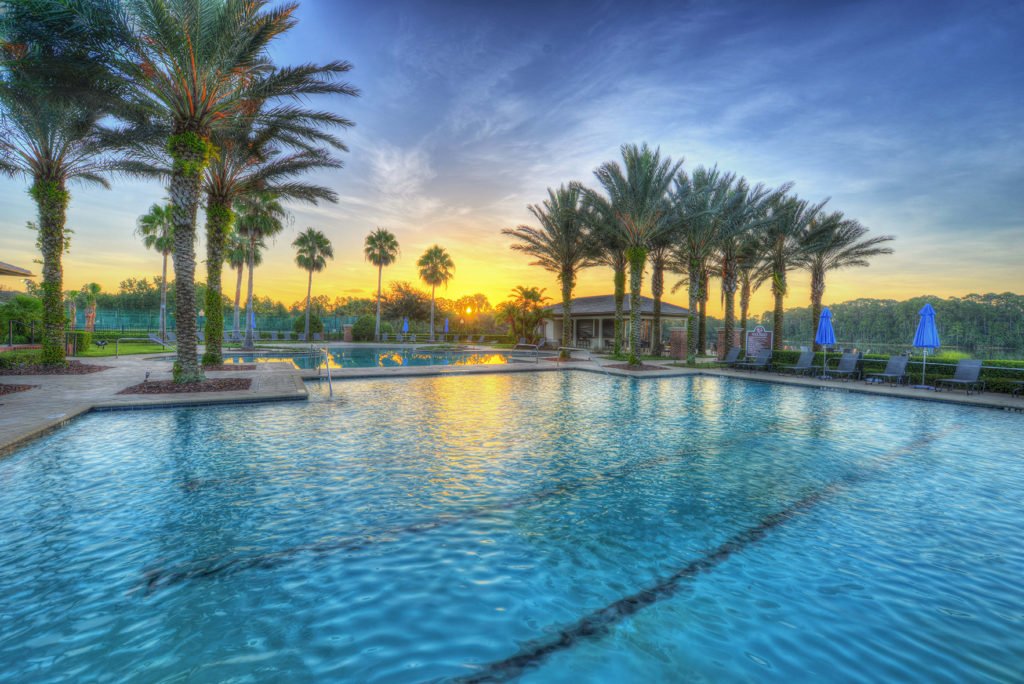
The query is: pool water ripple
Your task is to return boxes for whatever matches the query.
[0,373,1021,682]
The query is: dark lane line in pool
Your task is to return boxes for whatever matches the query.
[454,428,953,683]
[137,408,813,595]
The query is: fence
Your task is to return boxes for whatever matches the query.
[781,339,1023,361]
[71,309,358,334]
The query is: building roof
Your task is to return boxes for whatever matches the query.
[545,294,688,317]
[0,260,33,277]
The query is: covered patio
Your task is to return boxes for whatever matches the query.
[541,294,688,351]
[0,260,34,278]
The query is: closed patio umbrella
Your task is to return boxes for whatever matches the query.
[913,303,940,388]
[402,317,409,334]
[815,307,836,378]
[443,317,449,334]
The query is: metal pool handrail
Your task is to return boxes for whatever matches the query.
[320,347,333,397]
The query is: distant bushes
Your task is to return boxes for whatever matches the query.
[293,314,324,335]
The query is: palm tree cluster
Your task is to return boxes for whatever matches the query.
[0,0,356,379]
[504,143,894,366]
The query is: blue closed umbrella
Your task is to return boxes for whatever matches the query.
[815,307,836,377]
[913,303,940,387]
[444,318,449,334]
[402,317,409,333]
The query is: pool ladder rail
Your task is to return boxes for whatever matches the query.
[318,347,334,397]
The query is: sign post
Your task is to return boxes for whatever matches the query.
[745,325,773,357]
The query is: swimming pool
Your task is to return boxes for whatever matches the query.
[1,373,1021,681]
[213,346,516,369]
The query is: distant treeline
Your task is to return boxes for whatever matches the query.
[760,293,1024,356]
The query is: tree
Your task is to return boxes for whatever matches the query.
[292,227,334,340]
[712,179,782,357]
[795,211,894,349]
[668,166,736,362]
[580,193,628,355]
[225,230,259,337]
[586,143,681,365]
[65,289,79,331]
[496,286,550,343]
[80,282,101,331]
[199,87,353,364]
[235,193,287,350]
[417,245,455,341]
[109,0,342,381]
[364,228,399,341]
[0,0,121,364]
[757,195,828,350]
[503,183,596,358]
[135,203,174,341]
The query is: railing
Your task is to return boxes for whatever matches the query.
[319,347,333,397]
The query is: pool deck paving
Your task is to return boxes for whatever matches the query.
[2,347,1021,455]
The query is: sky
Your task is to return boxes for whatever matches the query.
[1,0,1022,317]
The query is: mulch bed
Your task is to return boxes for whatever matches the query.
[0,383,35,396]
[0,361,110,376]
[605,363,669,371]
[202,364,257,371]
[118,378,252,395]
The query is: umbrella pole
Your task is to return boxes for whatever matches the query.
[922,348,927,386]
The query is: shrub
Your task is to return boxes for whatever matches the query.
[0,349,42,369]
[351,315,375,341]
[293,314,324,335]
[68,331,92,352]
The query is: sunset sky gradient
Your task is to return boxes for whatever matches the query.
[1,0,1021,316]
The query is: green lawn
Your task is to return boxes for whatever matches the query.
[77,341,171,357]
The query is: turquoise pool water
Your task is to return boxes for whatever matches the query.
[210,346,515,369]
[1,374,1021,681]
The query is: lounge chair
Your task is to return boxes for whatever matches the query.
[778,350,815,375]
[1011,381,1024,397]
[865,355,909,385]
[313,332,323,342]
[936,359,984,394]
[734,348,772,371]
[828,352,862,380]
[381,332,389,342]
[197,331,205,343]
[720,348,741,367]
[297,332,306,342]
[477,335,485,344]
[167,331,177,343]
[269,331,278,341]
[409,333,417,343]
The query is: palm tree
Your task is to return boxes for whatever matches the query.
[586,143,681,365]
[0,0,121,364]
[135,203,174,341]
[80,282,101,332]
[712,179,781,357]
[737,235,765,354]
[496,286,550,343]
[796,212,894,349]
[364,228,400,342]
[235,193,287,350]
[669,166,735,362]
[109,0,350,382]
[200,87,353,364]
[293,228,334,341]
[503,183,596,358]
[757,194,828,350]
[417,245,455,341]
[580,193,628,355]
[226,230,261,337]
[65,289,80,331]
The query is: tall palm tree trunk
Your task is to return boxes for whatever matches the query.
[233,265,243,335]
[203,201,231,364]
[159,251,168,342]
[650,258,664,356]
[771,271,786,351]
[304,269,313,340]
[626,247,646,366]
[686,258,701,364]
[698,270,708,355]
[374,264,383,341]
[166,131,209,383]
[810,267,825,351]
[429,285,436,341]
[613,265,625,355]
[32,178,69,365]
[740,275,752,355]
[243,246,255,350]
[721,263,738,357]
[559,270,573,360]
